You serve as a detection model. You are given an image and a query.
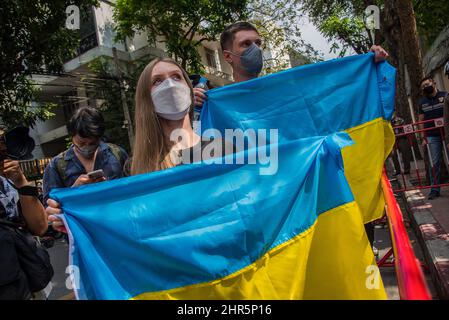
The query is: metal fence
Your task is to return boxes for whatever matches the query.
[19,158,52,182]
[390,117,448,192]
[379,169,431,299]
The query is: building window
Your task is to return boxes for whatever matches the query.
[76,6,98,57]
[205,48,217,69]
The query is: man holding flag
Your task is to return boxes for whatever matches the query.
[193,21,389,106]
[194,21,390,247]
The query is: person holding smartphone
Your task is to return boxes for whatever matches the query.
[43,107,128,231]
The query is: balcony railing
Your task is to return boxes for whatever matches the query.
[77,32,98,56]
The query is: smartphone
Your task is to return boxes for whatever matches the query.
[87,169,105,180]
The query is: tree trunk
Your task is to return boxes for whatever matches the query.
[395,0,424,114]
[382,1,424,162]
[381,0,412,123]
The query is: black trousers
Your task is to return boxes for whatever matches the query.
[364,222,375,247]
[392,137,412,173]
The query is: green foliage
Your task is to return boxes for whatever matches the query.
[301,0,449,55]
[319,13,368,56]
[248,0,322,74]
[86,56,149,153]
[0,0,98,127]
[113,0,248,73]
[0,74,55,128]
[65,136,73,150]
[299,0,378,57]
[86,57,128,151]
[414,0,449,48]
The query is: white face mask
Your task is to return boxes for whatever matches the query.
[151,78,192,120]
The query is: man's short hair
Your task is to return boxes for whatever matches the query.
[67,107,105,138]
[420,76,434,86]
[220,22,259,51]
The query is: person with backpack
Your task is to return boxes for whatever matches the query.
[43,107,128,231]
[1,148,50,299]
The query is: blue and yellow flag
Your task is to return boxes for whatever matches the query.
[201,52,396,223]
[51,53,395,300]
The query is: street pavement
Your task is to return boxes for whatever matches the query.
[46,238,72,300]
[375,193,438,300]
[426,187,449,234]
[391,156,449,298]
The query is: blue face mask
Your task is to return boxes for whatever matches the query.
[74,143,98,159]
[229,43,264,75]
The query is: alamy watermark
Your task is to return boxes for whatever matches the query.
[172,122,279,176]
[365,5,381,31]
[65,5,80,30]
[66,265,81,290]
[365,264,381,290]
[364,5,381,42]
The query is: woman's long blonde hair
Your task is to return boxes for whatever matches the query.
[131,58,195,175]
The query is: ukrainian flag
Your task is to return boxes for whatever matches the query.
[51,53,395,299]
[201,52,396,223]
[52,134,385,300]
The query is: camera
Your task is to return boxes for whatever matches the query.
[0,126,35,162]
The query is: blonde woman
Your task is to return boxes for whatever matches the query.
[126,57,235,175]
[46,58,233,229]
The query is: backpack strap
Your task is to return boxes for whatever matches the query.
[55,151,69,183]
[106,143,126,167]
